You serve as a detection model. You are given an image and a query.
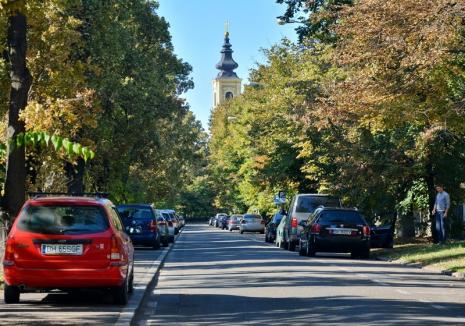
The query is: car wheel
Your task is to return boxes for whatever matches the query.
[153,237,161,250]
[4,285,20,304]
[289,241,296,252]
[240,230,244,234]
[169,236,174,243]
[229,228,233,232]
[298,240,306,256]
[360,247,370,259]
[163,238,169,247]
[350,251,359,259]
[306,240,316,257]
[265,233,269,242]
[260,230,265,234]
[128,265,134,294]
[112,276,129,305]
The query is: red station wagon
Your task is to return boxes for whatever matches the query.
[2,194,134,304]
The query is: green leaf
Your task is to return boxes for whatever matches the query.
[73,143,82,156]
[51,135,63,151]
[62,138,74,155]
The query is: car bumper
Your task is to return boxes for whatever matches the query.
[314,237,370,252]
[240,225,265,232]
[129,233,158,245]
[4,265,127,289]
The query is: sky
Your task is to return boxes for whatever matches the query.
[156,0,298,130]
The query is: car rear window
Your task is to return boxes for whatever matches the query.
[117,206,154,220]
[244,214,262,220]
[318,211,365,225]
[17,204,109,235]
[162,213,172,221]
[296,196,341,213]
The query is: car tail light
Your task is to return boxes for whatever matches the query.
[229,220,233,224]
[311,224,321,234]
[363,226,371,236]
[158,220,166,226]
[149,220,157,232]
[3,238,15,267]
[110,235,122,262]
[291,217,298,228]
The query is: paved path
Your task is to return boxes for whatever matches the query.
[136,224,465,325]
[0,247,164,325]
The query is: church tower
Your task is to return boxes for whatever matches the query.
[212,28,242,108]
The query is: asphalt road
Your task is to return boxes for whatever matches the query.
[136,224,465,325]
[0,247,164,325]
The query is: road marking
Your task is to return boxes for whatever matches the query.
[152,289,161,295]
[396,289,409,295]
[372,279,388,286]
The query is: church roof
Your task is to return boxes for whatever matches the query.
[215,32,239,79]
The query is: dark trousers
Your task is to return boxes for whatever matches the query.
[435,211,446,243]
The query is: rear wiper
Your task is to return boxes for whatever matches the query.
[59,228,91,233]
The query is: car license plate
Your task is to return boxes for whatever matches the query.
[332,229,352,235]
[41,244,83,255]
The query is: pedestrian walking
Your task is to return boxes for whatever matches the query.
[432,184,450,244]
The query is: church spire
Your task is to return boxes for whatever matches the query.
[215,28,239,78]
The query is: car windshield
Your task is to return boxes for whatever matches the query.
[318,211,365,225]
[17,204,109,235]
[117,206,154,220]
[296,196,340,213]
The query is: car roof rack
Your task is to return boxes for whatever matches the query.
[28,192,110,199]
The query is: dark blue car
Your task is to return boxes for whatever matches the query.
[116,204,161,249]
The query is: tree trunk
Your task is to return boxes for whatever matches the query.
[3,11,32,219]
[65,158,86,194]
[425,162,437,243]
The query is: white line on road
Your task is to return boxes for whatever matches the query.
[396,289,409,295]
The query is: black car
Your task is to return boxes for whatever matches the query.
[299,207,371,259]
[117,204,162,249]
[370,225,394,248]
[265,211,285,243]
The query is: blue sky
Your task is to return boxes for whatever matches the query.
[156,0,297,129]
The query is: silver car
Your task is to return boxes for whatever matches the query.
[228,215,243,231]
[239,214,265,234]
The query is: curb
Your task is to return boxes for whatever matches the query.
[375,255,465,281]
[114,229,183,326]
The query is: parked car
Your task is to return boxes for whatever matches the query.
[117,204,162,249]
[155,215,170,247]
[370,224,394,248]
[215,213,228,228]
[265,211,285,243]
[209,216,215,226]
[228,215,243,231]
[282,194,341,251]
[157,210,175,242]
[178,216,186,228]
[3,194,134,304]
[299,207,371,258]
[160,210,179,234]
[239,214,265,234]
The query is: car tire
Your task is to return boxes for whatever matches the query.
[112,276,129,305]
[260,230,265,234]
[128,265,134,294]
[169,235,174,243]
[163,238,169,247]
[265,233,269,242]
[4,285,20,304]
[153,237,161,250]
[229,228,233,232]
[289,241,296,252]
[360,247,370,259]
[306,240,316,257]
[298,240,306,256]
[240,230,244,234]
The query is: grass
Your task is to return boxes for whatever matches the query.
[373,240,465,273]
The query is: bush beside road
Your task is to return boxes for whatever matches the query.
[374,240,465,275]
